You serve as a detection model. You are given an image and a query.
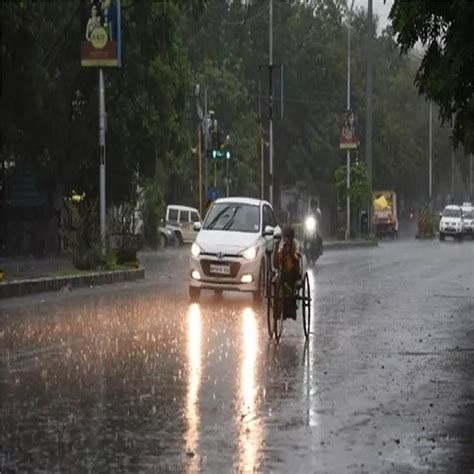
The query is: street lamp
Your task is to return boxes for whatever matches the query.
[345,0,355,240]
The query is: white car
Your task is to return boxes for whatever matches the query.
[189,197,280,301]
[165,205,201,245]
[461,205,474,239]
[439,205,464,241]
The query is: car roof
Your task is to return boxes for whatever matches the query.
[167,205,199,212]
[213,197,270,207]
[444,205,461,210]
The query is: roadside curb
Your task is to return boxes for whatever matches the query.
[0,268,145,300]
[324,240,378,251]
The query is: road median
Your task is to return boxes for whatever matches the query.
[0,267,145,300]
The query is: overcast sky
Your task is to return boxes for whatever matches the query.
[354,0,394,33]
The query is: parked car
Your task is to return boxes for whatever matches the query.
[439,205,464,241]
[165,205,202,245]
[461,204,474,239]
[189,197,281,302]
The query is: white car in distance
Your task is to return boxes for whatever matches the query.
[439,205,464,241]
[461,204,474,239]
[189,197,280,301]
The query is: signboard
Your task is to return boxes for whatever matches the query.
[339,110,357,150]
[81,0,122,67]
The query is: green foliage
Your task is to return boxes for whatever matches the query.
[141,179,164,249]
[335,161,371,211]
[390,0,474,154]
[61,199,106,270]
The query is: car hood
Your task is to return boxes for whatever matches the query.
[195,230,260,254]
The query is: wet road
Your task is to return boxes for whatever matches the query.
[1,240,474,472]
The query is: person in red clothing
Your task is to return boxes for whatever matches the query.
[273,226,302,319]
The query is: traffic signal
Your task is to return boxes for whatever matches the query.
[211,148,224,160]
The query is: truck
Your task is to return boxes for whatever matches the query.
[372,190,398,238]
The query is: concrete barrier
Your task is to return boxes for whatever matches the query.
[0,268,145,300]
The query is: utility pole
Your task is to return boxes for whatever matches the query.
[429,101,433,210]
[451,124,455,201]
[98,68,106,251]
[346,0,355,240]
[470,153,473,200]
[269,0,274,205]
[366,0,373,225]
[204,88,208,197]
[198,129,202,216]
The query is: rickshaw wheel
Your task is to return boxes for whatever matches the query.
[302,272,311,339]
[266,276,275,339]
[273,277,284,343]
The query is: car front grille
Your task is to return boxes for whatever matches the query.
[200,259,241,278]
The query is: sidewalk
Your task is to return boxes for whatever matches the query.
[0,254,145,299]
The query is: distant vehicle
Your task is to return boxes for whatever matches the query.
[189,197,280,302]
[461,204,474,239]
[372,191,398,238]
[439,205,464,241]
[165,205,201,245]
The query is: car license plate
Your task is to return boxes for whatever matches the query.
[210,264,230,275]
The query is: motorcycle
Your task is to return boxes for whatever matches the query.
[303,216,323,264]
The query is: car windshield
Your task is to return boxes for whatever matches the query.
[443,208,461,218]
[203,203,260,233]
[463,209,474,218]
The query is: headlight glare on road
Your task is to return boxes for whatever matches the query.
[191,242,201,257]
[242,245,258,260]
[305,216,316,234]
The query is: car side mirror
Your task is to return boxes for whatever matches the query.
[263,225,274,236]
[193,221,202,231]
[273,226,282,240]
[438,212,442,218]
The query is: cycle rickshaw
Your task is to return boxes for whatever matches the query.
[266,246,311,343]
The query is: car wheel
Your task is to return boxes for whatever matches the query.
[189,286,200,301]
[175,231,183,246]
[439,232,445,241]
[253,260,266,304]
[458,233,464,242]
[160,234,168,248]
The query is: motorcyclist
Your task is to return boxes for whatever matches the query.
[273,226,302,320]
[304,198,323,257]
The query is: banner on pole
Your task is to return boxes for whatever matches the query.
[339,110,357,149]
[81,0,122,67]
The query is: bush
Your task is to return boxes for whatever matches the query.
[62,199,106,270]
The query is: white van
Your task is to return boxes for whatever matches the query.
[165,205,201,244]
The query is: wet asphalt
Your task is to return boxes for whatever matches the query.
[1,239,473,473]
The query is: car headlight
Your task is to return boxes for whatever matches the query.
[242,245,258,260]
[191,242,201,257]
[305,216,316,233]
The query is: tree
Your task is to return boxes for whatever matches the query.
[389,1,474,152]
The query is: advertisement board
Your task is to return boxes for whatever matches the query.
[81,0,122,67]
[340,110,357,150]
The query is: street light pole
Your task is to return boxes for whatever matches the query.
[429,101,433,210]
[98,68,106,251]
[346,0,355,240]
[470,153,473,200]
[268,0,274,206]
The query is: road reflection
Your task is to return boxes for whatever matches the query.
[238,306,263,472]
[185,303,202,471]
